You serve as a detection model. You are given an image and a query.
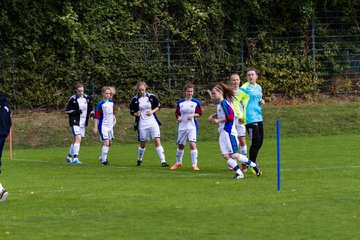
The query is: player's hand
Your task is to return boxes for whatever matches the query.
[177,116,182,122]
[146,110,153,116]
[134,111,140,117]
[187,114,194,120]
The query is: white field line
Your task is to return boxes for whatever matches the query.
[5,158,221,176]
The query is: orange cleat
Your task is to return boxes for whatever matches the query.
[170,163,182,170]
[192,166,200,171]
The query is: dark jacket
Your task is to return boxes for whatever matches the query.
[0,94,12,137]
[66,94,93,127]
[129,92,161,131]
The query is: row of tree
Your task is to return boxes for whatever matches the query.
[0,0,359,108]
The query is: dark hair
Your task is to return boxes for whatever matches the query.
[0,93,7,105]
[213,83,234,101]
[230,71,240,78]
[246,68,258,75]
[74,82,84,90]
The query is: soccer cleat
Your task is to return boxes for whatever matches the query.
[192,166,200,171]
[66,157,72,163]
[241,164,247,172]
[0,189,8,202]
[72,158,82,164]
[170,163,182,170]
[161,162,169,167]
[252,164,261,177]
[137,160,142,166]
[233,172,245,179]
[101,160,109,166]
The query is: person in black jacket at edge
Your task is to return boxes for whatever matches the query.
[0,93,12,202]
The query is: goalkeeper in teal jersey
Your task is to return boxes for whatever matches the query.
[233,69,265,168]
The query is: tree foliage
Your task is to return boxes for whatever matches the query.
[0,0,359,108]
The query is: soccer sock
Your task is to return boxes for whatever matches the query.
[237,154,249,164]
[73,143,80,159]
[240,145,247,155]
[0,183,3,191]
[138,147,146,161]
[190,149,198,166]
[68,144,74,157]
[176,148,184,164]
[156,146,165,163]
[101,146,109,162]
[247,160,257,167]
[227,158,240,173]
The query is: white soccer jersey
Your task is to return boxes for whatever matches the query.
[77,97,88,127]
[95,100,114,129]
[217,99,237,136]
[138,96,157,129]
[175,98,202,131]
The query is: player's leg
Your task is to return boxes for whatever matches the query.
[246,122,263,163]
[0,138,8,202]
[220,132,243,179]
[99,128,111,166]
[72,134,82,164]
[189,129,199,170]
[137,128,149,166]
[66,126,78,163]
[171,131,186,170]
[151,125,168,167]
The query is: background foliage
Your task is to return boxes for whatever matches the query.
[0,0,359,108]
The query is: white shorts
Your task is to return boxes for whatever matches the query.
[71,126,85,138]
[235,121,246,137]
[99,127,114,142]
[176,129,197,145]
[138,124,160,142]
[219,131,239,155]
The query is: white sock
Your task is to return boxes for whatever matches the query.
[176,148,184,164]
[0,183,3,191]
[156,146,165,163]
[240,145,247,155]
[101,146,109,162]
[238,154,256,167]
[227,158,242,174]
[73,143,80,158]
[227,158,237,169]
[190,149,198,166]
[138,147,146,161]
[68,144,74,157]
[237,154,249,164]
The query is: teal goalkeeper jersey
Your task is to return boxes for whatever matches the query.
[233,82,263,125]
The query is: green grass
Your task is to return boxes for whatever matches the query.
[10,101,360,148]
[1,135,359,239]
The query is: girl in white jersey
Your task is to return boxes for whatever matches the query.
[93,86,116,166]
[170,83,202,171]
[208,83,261,179]
[65,82,93,164]
[129,81,168,167]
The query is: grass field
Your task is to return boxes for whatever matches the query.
[1,101,360,239]
[1,133,360,239]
